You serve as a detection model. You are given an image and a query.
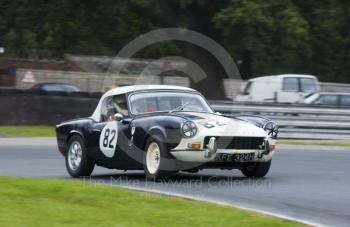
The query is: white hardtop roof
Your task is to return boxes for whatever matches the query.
[102,85,195,97]
[91,85,195,122]
[249,74,317,82]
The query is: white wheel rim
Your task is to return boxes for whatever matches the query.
[68,141,82,171]
[146,142,161,174]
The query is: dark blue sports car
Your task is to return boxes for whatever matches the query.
[56,85,278,179]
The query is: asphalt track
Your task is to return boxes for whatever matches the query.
[0,138,350,227]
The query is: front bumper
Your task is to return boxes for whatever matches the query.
[170,149,275,162]
[170,137,275,162]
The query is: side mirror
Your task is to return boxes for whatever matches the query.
[114,113,123,121]
[215,112,222,115]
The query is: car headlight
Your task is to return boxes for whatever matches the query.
[263,121,278,139]
[181,120,197,138]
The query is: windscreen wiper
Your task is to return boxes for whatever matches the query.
[169,102,190,113]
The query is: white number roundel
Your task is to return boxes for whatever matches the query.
[99,122,118,157]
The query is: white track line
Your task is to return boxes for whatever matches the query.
[117,184,325,227]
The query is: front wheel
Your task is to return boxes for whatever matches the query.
[65,135,95,178]
[241,160,271,178]
[143,136,174,180]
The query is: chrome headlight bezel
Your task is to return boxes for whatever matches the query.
[263,121,278,139]
[181,120,198,138]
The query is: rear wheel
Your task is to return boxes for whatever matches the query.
[65,135,95,178]
[241,160,271,178]
[143,136,173,180]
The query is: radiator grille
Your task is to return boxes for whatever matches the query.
[204,136,265,150]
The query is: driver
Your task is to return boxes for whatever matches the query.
[106,96,129,121]
[113,96,128,116]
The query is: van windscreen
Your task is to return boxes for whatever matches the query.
[300,78,318,92]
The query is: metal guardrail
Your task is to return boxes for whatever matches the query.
[320,82,350,93]
[320,82,350,88]
[1,87,349,140]
[210,101,350,140]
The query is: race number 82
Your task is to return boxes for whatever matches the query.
[102,129,116,148]
[99,122,118,157]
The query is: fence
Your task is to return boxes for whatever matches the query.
[0,89,100,125]
[15,69,191,92]
[11,68,350,100]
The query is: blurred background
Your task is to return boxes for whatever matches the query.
[0,0,350,139]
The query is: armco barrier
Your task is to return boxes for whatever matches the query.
[1,89,349,140]
[210,101,350,140]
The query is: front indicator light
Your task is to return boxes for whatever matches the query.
[269,144,276,151]
[188,143,201,150]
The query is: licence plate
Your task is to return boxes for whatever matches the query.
[215,153,255,162]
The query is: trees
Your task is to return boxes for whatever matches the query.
[292,0,350,83]
[0,0,156,58]
[0,0,349,97]
[214,0,311,78]
[212,0,350,83]
[150,0,232,98]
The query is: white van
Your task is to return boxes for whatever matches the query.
[235,74,320,103]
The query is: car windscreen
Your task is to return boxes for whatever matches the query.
[314,94,338,105]
[340,95,350,106]
[129,91,213,114]
[42,84,80,92]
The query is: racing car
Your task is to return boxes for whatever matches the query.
[56,85,278,179]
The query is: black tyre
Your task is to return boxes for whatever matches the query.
[65,135,95,178]
[143,136,174,180]
[241,160,271,178]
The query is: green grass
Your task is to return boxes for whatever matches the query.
[0,125,55,137]
[0,176,302,227]
[279,139,350,148]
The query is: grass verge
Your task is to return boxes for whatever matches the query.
[0,176,302,227]
[0,125,54,137]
